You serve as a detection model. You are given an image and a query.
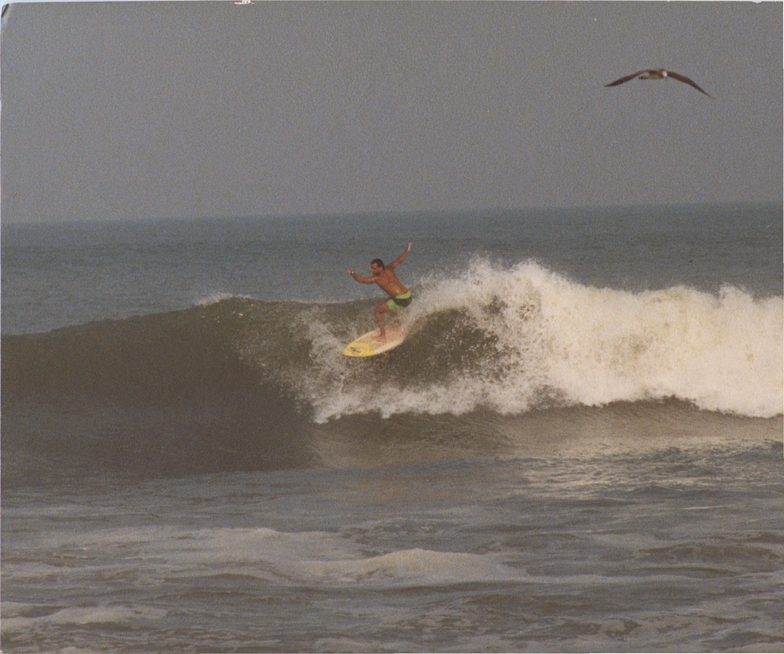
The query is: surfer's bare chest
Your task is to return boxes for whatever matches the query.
[374,270,408,296]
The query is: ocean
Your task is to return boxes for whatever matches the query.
[2,203,782,653]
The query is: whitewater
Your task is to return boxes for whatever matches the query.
[3,203,783,652]
[295,259,782,421]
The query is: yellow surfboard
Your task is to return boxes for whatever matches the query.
[342,323,408,357]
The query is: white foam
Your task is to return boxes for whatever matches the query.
[194,292,238,306]
[294,548,522,586]
[225,532,522,586]
[2,605,167,633]
[197,528,516,584]
[42,525,523,588]
[309,260,783,420]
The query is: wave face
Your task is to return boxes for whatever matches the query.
[4,261,781,482]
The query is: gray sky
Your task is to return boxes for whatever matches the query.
[1,1,781,223]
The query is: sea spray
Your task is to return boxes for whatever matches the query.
[302,260,783,421]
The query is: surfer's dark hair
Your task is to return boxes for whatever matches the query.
[371,258,385,268]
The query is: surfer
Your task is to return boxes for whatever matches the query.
[346,242,413,342]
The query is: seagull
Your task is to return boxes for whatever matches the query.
[605,69,712,98]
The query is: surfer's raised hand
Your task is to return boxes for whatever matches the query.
[389,242,412,270]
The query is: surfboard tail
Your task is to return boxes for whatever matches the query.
[343,325,408,357]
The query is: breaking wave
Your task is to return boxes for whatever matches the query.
[298,260,782,421]
[4,260,781,483]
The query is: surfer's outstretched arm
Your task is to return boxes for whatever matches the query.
[346,269,375,284]
[387,242,412,270]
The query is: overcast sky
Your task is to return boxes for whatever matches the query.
[1,1,781,223]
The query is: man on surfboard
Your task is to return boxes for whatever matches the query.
[347,242,413,342]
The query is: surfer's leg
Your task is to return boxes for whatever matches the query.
[373,302,391,341]
[376,295,409,340]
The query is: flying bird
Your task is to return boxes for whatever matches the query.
[605,69,712,98]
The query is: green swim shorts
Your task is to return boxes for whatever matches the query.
[387,291,412,313]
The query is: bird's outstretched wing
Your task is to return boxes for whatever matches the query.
[665,71,713,98]
[604,71,648,87]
